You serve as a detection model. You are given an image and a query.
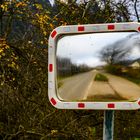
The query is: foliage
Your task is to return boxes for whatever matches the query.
[57,57,92,77]
[58,81,63,88]
[0,0,140,139]
[94,73,108,82]
[105,64,140,85]
[105,64,123,75]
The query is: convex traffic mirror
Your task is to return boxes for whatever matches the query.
[48,23,140,110]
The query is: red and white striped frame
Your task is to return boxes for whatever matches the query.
[48,22,140,110]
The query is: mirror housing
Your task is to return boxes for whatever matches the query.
[48,22,140,110]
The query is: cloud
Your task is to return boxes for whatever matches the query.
[49,0,54,6]
[57,32,137,67]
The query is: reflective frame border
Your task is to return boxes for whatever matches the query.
[48,22,140,110]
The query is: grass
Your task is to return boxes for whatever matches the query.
[58,81,63,88]
[94,73,108,82]
[124,76,140,85]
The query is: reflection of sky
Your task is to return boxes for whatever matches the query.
[129,47,140,59]
[57,32,140,67]
[49,0,54,6]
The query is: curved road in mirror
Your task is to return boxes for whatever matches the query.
[57,32,140,102]
[58,70,140,102]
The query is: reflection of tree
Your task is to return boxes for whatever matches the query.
[101,33,140,66]
[100,33,140,79]
[100,40,131,65]
[57,57,72,76]
[57,57,92,77]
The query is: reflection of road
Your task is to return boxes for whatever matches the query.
[58,70,140,101]
[58,70,97,101]
[87,72,140,101]
[105,73,140,100]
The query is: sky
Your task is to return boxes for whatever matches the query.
[49,0,89,6]
[49,0,54,6]
[57,32,140,67]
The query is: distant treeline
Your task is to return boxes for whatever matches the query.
[57,57,92,77]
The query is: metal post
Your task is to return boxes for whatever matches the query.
[103,110,114,140]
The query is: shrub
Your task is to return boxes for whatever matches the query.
[104,65,123,75]
[94,73,108,82]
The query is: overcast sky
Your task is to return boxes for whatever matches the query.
[57,32,140,67]
[49,0,82,5]
[49,0,54,6]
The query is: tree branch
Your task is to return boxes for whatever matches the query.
[134,0,140,22]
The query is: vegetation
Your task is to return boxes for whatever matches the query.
[57,57,92,77]
[121,69,140,85]
[105,65,123,75]
[58,81,63,88]
[100,32,140,85]
[94,73,108,82]
[105,64,140,85]
[0,0,140,139]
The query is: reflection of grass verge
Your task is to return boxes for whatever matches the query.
[123,76,140,85]
[57,76,64,81]
[58,81,63,88]
[86,95,132,102]
[94,73,108,82]
[62,97,136,102]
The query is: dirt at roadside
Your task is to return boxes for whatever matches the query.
[86,72,140,102]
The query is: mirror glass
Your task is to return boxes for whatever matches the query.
[56,32,140,102]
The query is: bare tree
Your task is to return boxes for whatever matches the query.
[134,0,140,22]
[100,40,131,65]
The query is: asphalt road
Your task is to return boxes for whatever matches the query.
[58,70,97,101]
[87,72,140,101]
[58,70,140,102]
[105,73,140,101]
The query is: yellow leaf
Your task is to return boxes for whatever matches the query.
[0,49,3,53]
[51,130,58,134]
[1,53,5,56]
[1,82,4,86]
[16,2,27,8]
[34,4,43,10]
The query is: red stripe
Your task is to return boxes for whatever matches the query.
[138,27,140,31]
[78,103,85,108]
[51,98,57,105]
[51,30,57,38]
[49,64,53,72]
[78,26,85,31]
[138,101,140,105]
[108,103,115,108]
[108,25,115,30]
